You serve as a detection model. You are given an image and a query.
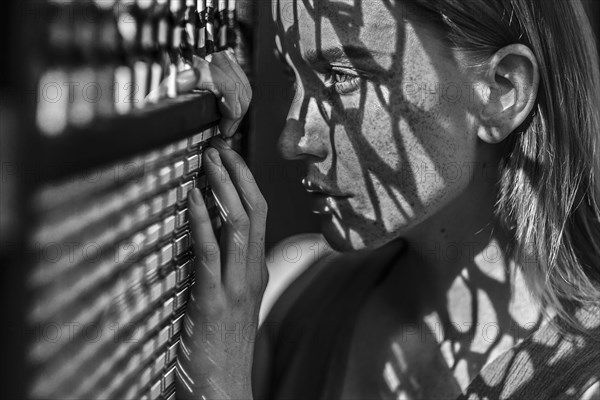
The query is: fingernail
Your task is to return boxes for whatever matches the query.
[206,148,221,165]
[189,188,203,205]
[205,54,213,62]
[211,136,230,150]
[188,189,203,217]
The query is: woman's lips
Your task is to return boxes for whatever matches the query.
[309,193,348,218]
[301,177,352,198]
[301,177,352,218]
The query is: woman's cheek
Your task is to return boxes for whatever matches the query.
[334,82,471,236]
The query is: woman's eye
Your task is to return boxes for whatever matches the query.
[325,71,362,95]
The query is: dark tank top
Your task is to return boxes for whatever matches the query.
[252,240,600,400]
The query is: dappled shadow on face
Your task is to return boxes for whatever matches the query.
[265,0,593,397]
[275,0,477,251]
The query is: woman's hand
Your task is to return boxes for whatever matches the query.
[175,51,267,400]
[176,49,252,138]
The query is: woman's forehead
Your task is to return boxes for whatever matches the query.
[273,0,399,67]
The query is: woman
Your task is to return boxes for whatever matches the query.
[175,0,600,399]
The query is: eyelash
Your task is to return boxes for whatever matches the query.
[324,71,362,95]
[276,50,363,96]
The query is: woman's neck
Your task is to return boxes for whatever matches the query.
[393,160,545,390]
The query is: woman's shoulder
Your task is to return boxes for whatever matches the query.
[259,234,404,326]
[258,233,336,325]
[253,235,405,399]
[579,381,600,400]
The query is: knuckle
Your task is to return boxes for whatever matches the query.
[200,292,227,317]
[207,301,227,319]
[229,210,251,230]
[229,284,249,302]
[198,246,220,265]
[253,195,268,218]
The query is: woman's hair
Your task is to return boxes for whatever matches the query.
[410,0,600,331]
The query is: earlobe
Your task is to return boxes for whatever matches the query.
[477,44,539,144]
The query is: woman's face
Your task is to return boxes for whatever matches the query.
[274,0,483,252]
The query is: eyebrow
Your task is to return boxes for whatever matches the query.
[304,45,384,68]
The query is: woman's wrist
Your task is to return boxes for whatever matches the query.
[176,357,254,400]
[177,309,256,399]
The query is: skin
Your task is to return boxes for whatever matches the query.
[274,0,537,253]
[176,0,554,398]
[275,0,479,252]
[267,0,546,396]
[175,51,264,400]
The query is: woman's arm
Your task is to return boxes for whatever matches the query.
[173,51,267,400]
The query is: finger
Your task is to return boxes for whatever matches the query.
[203,147,250,288]
[210,136,267,241]
[209,51,252,136]
[205,53,247,138]
[209,137,268,287]
[176,68,200,94]
[188,188,221,294]
[192,55,243,138]
[211,50,252,106]
[225,50,252,104]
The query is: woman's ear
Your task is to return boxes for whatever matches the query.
[477,44,539,144]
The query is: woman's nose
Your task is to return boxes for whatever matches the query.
[277,98,329,161]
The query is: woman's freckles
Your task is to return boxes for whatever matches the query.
[277,2,477,251]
